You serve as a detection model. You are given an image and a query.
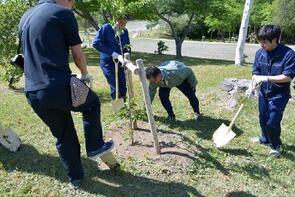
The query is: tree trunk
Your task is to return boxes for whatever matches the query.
[74,9,99,31]
[235,0,253,65]
[175,38,184,59]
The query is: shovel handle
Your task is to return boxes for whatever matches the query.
[228,103,244,130]
[113,58,119,100]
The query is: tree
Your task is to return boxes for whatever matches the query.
[235,0,253,65]
[75,0,211,59]
[205,0,243,40]
[272,0,295,43]
[147,0,210,59]
[249,0,274,33]
[74,0,151,31]
[74,0,103,30]
[0,0,28,87]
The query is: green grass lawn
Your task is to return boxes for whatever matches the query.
[0,49,294,196]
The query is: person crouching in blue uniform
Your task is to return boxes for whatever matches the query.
[92,16,130,100]
[249,25,295,157]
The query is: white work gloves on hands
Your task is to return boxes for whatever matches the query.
[245,75,268,98]
[112,52,119,59]
[112,52,123,62]
[252,75,268,86]
[77,73,94,83]
[245,86,256,98]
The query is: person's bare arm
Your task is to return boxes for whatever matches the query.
[252,74,292,88]
[268,74,292,83]
[71,44,88,75]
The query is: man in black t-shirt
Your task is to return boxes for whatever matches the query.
[19,0,114,189]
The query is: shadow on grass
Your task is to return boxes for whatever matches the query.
[0,144,202,196]
[9,87,24,93]
[136,126,230,175]
[155,115,244,140]
[80,48,236,67]
[225,191,257,197]
[158,128,230,175]
[220,148,253,157]
[134,128,198,161]
[230,163,270,180]
[132,52,235,67]
[282,144,295,161]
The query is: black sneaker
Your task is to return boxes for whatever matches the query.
[166,115,176,122]
[194,112,202,121]
[87,140,114,160]
[69,179,82,189]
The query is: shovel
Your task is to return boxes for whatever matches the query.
[100,152,120,169]
[0,123,21,152]
[213,103,244,148]
[112,58,124,111]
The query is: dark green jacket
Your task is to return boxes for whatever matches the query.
[149,61,198,102]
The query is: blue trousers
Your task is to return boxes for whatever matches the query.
[25,83,105,182]
[100,62,127,100]
[159,79,200,117]
[258,91,290,149]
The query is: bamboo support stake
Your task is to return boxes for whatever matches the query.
[118,53,139,75]
[124,53,138,130]
[136,59,161,154]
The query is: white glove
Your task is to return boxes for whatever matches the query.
[245,87,255,98]
[253,75,268,87]
[246,78,261,99]
[0,128,21,152]
[112,52,120,59]
[77,73,94,83]
[117,55,124,63]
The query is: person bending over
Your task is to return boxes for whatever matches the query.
[146,61,201,122]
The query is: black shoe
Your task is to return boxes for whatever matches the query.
[166,115,176,122]
[69,179,82,189]
[87,140,114,160]
[194,112,202,121]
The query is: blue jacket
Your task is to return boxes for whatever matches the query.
[92,23,130,66]
[252,44,295,97]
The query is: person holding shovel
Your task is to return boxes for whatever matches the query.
[92,15,131,100]
[19,0,115,189]
[248,24,295,157]
[145,61,201,122]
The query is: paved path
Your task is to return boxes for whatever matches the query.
[131,38,295,63]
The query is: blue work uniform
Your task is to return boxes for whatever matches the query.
[92,23,130,99]
[252,43,295,149]
[19,0,105,182]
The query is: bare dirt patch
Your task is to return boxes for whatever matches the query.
[103,121,201,172]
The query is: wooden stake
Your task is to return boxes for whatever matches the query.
[124,54,138,130]
[136,59,161,154]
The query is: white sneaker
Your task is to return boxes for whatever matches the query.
[251,137,260,143]
[270,147,281,158]
[251,137,270,146]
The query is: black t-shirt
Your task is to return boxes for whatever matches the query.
[18,0,82,91]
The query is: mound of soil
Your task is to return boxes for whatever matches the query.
[102,121,201,171]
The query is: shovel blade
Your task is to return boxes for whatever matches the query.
[213,123,236,148]
[100,152,120,169]
[112,99,125,111]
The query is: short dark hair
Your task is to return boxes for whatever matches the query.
[145,66,161,80]
[256,24,281,43]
